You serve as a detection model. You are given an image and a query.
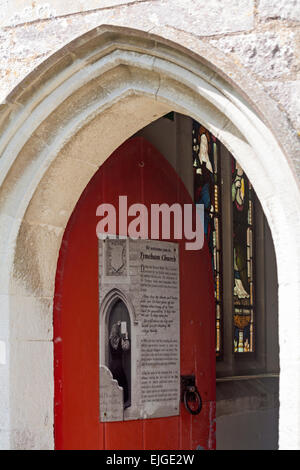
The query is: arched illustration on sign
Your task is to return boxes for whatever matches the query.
[99,285,135,415]
[107,299,131,409]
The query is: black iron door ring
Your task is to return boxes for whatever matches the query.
[183,388,202,415]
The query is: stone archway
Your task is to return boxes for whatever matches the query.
[0,25,299,449]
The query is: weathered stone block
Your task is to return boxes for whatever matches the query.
[141,0,255,36]
[10,340,53,435]
[0,0,146,27]
[263,80,300,130]
[210,31,295,79]
[0,367,10,428]
[0,0,255,33]
[258,0,300,22]
[10,295,53,341]
[0,430,10,450]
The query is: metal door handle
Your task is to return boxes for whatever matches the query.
[181,375,202,415]
[183,387,202,415]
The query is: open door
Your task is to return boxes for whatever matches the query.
[54,137,216,450]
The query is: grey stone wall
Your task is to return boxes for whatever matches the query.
[0,0,299,148]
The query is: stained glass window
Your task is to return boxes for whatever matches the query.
[192,122,222,357]
[232,157,255,353]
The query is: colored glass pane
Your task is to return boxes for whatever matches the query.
[192,122,222,356]
[232,158,255,353]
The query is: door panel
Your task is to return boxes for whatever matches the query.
[54,137,215,450]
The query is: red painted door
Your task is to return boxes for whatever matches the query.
[54,137,215,450]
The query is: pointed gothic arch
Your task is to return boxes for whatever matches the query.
[0,25,299,449]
